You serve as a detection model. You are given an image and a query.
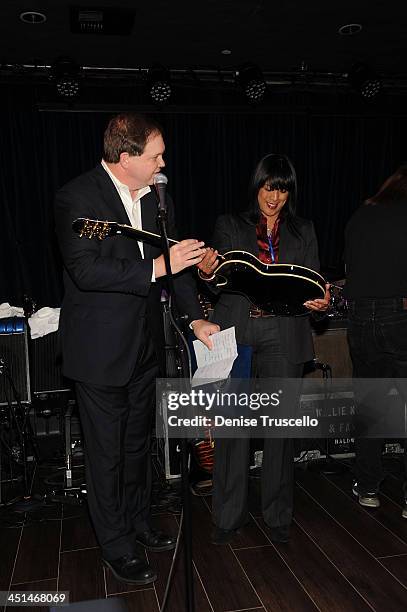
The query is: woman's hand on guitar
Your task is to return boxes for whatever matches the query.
[303,283,331,312]
[197,248,219,280]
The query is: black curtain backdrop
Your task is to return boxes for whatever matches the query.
[2,88,407,307]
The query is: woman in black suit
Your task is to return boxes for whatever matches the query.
[199,153,329,544]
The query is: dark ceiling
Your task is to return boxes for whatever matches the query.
[2,0,407,109]
[2,0,406,75]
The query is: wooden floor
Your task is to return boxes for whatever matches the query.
[1,456,407,612]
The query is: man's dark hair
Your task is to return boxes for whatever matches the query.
[366,164,407,205]
[103,113,163,163]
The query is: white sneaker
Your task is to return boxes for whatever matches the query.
[352,481,380,508]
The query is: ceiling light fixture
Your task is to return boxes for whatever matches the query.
[148,64,172,104]
[236,63,266,102]
[338,23,362,35]
[348,62,382,100]
[20,11,47,24]
[50,57,81,98]
[70,6,135,35]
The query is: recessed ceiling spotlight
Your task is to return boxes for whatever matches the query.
[20,11,47,24]
[221,49,232,55]
[338,23,362,36]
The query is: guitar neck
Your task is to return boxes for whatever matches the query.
[116,223,179,246]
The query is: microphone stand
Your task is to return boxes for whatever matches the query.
[0,358,42,510]
[156,202,195,612]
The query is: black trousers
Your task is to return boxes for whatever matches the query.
[347,298,407,494]
[212,318,303,530]
[75,328,159,561]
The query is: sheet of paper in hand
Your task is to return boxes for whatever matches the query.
[192,327,238,387]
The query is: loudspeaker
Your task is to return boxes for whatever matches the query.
[305,325,353,378]
[0,317,31,405]
[301,323,355,457]
[30,331,71,395]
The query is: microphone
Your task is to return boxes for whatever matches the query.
[153,172,168,213]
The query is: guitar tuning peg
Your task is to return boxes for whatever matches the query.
[82,219,93,239]
[100,222,109,240]
[80,220,87,237]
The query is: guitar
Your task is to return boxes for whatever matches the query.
[72,217,326,316]
[72,217,178,246]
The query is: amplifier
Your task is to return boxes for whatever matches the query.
[0,317,31,405]
[299,390,355,458]
[301,324,355,457]
[30,331,71,395]
[305,324,353,379]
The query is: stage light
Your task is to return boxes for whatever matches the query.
[236,63,266,102]
[148,64,172,104]
[50,57,81,98]
[348,63,382,101]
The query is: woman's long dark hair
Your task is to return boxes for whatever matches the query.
[248,153,300,236]
[365,164,407,205]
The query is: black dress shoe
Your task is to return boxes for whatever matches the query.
[136,528,176,552]
[211,526,238,545]
[269,525,290,543]
[103,554,157,585]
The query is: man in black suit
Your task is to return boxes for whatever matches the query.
[55,113,219,584]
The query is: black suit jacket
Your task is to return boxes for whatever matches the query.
[55,163,203,386]
[209,212,320,364]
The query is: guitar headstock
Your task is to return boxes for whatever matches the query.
[72,218,118,241]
